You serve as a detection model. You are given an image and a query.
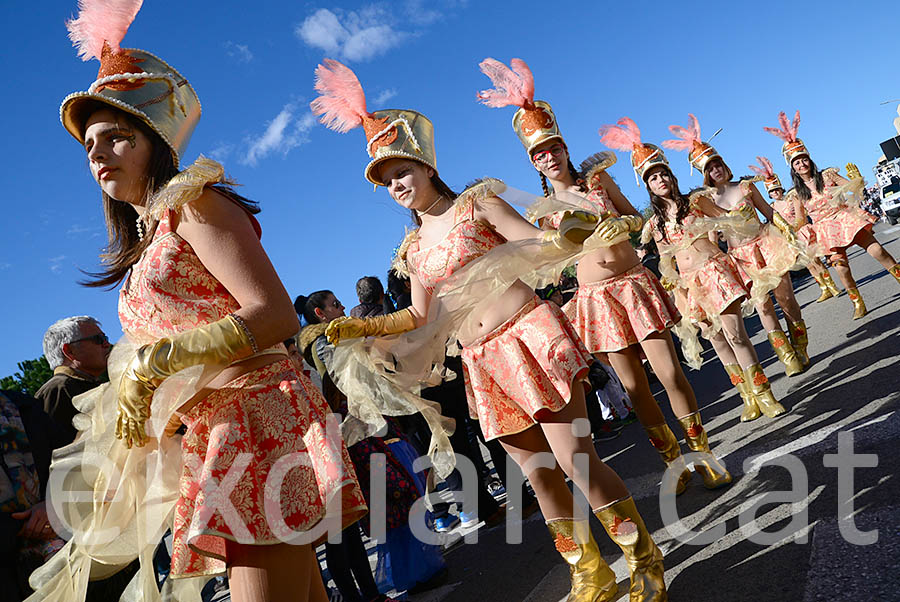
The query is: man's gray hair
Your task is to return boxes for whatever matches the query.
[43,316,101,369]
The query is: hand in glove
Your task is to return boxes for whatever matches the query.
[325,308,417,345]
[116,314,255,448]
[770,211,797,245]
[594,214,643,243]
[542,210,601,250]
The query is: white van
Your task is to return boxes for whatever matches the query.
[873,157,900,225]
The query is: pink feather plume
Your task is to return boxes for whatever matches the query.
[66,0,144,61]
[310,59,370,133]
[763,110,801,142]
[599,117,643,151]
[476,58,535,109]
[749,156,775,178]
[662,114,702,151]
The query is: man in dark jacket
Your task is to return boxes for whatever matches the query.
[34,316,110,443]
[349,276,395,318]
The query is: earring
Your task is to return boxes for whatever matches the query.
[136,215,145,242]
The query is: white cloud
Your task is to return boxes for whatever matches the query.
[66,224,101,238]
[295,7,408,62]
[242,104,316,166]
[208,142,234,163]
[373,88,398,105]
[224,41,253,63]
[49,255,66,274]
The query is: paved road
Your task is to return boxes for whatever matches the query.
[407,221,900,602]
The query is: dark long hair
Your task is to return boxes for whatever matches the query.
[81,106,259,288]
[647,166,690,244]
[294,290,334,325]
[410,174,458,227]
[538,158,585,197]
[790,157,825,201]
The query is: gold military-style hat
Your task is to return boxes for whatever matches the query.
[476,58,565,156]
[748,156,784,194]
[598,117,670,185]
[59,0,200,168]
[662,114,722,175]
[763,110,810,166]
[310,59,437,187]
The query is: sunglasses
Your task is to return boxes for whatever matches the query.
[72,333,110,346]
[532,144,565,163]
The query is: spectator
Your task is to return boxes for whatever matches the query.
[386,270,412,310]
[34,316,111,443]
[636,243,662,279]
[351,276,395,318]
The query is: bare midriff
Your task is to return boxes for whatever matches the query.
[576,242,641,286]
[458,279,536,347]
[671,237,723,274]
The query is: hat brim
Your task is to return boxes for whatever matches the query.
[365,152,439,187]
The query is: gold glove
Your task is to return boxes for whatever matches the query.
[659,276,677,292]
[594,214,643,243]
[325,308,417,345]
[116,314,255,448]
[770,211,797,245]
[542,210,601,250]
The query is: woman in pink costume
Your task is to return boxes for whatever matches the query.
[663,115,810,375]
[312,58,667,602]
[477,59,730,498]
[31,3,367,601]
[752,157,842,303]
[764,111,900,319]
[601,119,786,423]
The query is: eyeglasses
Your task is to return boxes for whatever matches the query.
[72,333,109,346]
[532,144,565,164]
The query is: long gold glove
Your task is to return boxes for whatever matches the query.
[541,210,601,250]
[325,307,417,345]
[116,314,255,448]
[770,211,797,245]
[594,214,643,243]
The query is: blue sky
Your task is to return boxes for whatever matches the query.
[1,0,898,376]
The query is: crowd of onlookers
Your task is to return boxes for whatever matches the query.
[2,272,638,602]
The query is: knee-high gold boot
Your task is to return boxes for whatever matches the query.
[787,320,810,368]
[888,263,900,286]
[725,364,760,421]
[676,412,732,489]
[812,271,833,303]
[821,270,841,297]
[767,330,804,376]
[595,498,667,602]
[546,518,618,602]
[847,287,867,320]
[744,364,786,418]
[643,423,692,495]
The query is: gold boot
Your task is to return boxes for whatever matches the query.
[725,364,760,421]
[744,364,786,418]
[767,330,804,376]
[889,263,900,286]
[546,518,618,602]
[643,423,692,495]
[821,270,841,297]
[787,320,810,368]
[812,272,833,303]
[847,287,867,320]
[595,498,667,602]
[676,413,732,489]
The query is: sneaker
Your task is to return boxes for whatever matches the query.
[610,411,637,430]
[459,511,480,528]
[487,479,506,496]
[433,515,460,532]
[592,424,621,442]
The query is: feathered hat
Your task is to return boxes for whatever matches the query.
[598,117,667,185]
[310,59,436,187]
[60,0,201,168]
[476,58,563,155]
[662,114,721,175]
[749,156,783,194]
[763,110,808,165]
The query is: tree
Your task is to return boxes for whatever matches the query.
[0,356,53,396]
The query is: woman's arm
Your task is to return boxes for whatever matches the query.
[598,171,641,217]
[474,195,544,242]
[407,270,432,327]
[175,188,300,348]
[748,182,775,221]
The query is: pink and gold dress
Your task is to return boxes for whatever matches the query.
[546,188,679,353]
[406,195,591,441]
[772,198,817,249]
[790,168,876,253]
[648,206,750,324]
[119,205,366,578]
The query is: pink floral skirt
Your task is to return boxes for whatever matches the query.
[462,297,591,440]
[172,359,367,578]
[811,206,876,253]
[563,264,679,353]
[683,253,750,323]
[728,225,797,282]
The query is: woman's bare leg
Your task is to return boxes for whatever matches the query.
[754,295,783,333]
[606,346,666,427]
[718,302,760,369]
[639,330,698,419]
[226,541,328,602]
[854,228,898,269]
[773,275,803,324]
[830,250,858,289]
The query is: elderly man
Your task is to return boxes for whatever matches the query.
[34,316,111,443]
[349,276,395,318]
